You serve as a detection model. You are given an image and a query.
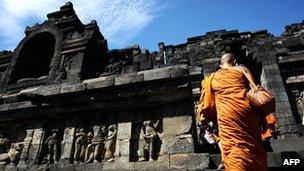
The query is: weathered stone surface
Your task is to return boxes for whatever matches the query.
[169,153,209,169]
[170,65,189,78]
[61,127,76,161]
[139,67,171,81]
[60,83,86,94]
[37,85,61,96]
[163,115,192,136]
[103,156,134,170]
[134,155,170,170]
[162,135,195,154]
[83,76,115,90]
[19,87,40,97]
[114,73,137,85]
[1,93,19,103]
[27,128,44,164]
[0,1,303,170]
[115,139,130,157]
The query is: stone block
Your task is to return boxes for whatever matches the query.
[19,87,40,97]
[134,155,170,170]
[37,85,61,96]
[169,153,209,169]
[270,137,304,152]
[103,156,134,170]
[114,73,137,85]
[60,83,86,94]
[28,129,44,164]
[84,76,114,90]
[140,67,171,81]
[61,127,76,160]
[170,65,189,78]
[115,139,131,157]
[133,73,144,83]
[162,134,194,154]
[82,77,106,84]
[2,93,19,103]
[163,115,192,136]
[116,122,132,140]
[73,162,103,171]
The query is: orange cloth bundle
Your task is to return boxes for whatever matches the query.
[261,113,277,140]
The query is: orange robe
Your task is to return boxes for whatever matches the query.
[200,68,268,171]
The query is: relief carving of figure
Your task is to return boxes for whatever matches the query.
[86,125,107,163]
[0,143,24,166]
[44,129,60,164]
[74,128,87,163]
[297,91,304,125]
[139,120,160,162]
[104,124,117,162]
[85,132,93,162]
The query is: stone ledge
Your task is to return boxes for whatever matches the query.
[60,83,86,94]
[1,152,303,170]
[0,65,190,103]
[82,76,115,90]
[0,101,36,112]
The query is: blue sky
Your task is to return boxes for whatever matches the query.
[0,0,303,52]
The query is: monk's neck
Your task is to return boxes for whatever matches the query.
[221,64,235,69]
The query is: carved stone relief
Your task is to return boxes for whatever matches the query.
[43,129,60,164]
[139,119,161,162]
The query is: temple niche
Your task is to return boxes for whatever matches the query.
[0,1,304,170]
[11,32,55,83]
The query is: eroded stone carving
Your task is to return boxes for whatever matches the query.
[86,125,107,163]
[44,129,60,164]
[74,128,87,163]
[297,91,304,125]
[105,124,117,162]
[0,143,24,166]
[139,120,161,161]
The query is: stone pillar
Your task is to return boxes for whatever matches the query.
[259,52,299,138]
[18,129,34,167]
[162,101,195,155]
[115,111,133,160]
[27,128,45,164]
[60,116,77,164]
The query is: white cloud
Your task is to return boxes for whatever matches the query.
[0,0,167,50]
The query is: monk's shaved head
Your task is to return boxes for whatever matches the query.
[220,53,236,66]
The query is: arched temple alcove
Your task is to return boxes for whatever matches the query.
[11,32,55,83]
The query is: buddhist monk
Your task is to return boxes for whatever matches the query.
[198,53,268,171]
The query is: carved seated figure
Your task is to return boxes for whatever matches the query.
[104,124,117,162]
[139,120,160,162]
[0,143,24,166]
[44,129,60,164]
[74,128,87,163]
[86,125,107,163]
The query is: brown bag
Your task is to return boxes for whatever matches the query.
[247,86,276,115]
[242,68,276,116]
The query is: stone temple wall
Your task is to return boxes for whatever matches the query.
[0,2,303,170]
